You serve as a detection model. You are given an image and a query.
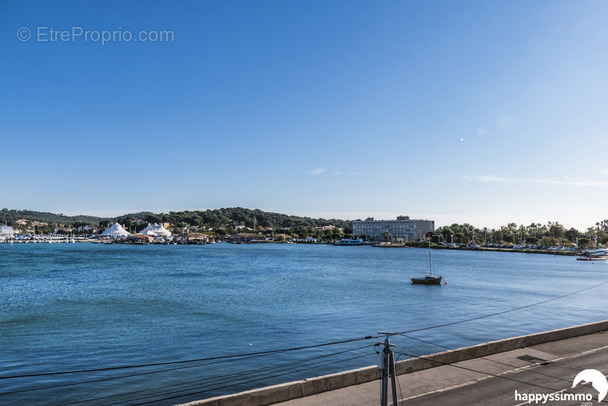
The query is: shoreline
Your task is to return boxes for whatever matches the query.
[0,238,593,256]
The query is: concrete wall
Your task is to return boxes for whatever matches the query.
[179,320,608,406]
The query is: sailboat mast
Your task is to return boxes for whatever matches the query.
[428,240,432,276]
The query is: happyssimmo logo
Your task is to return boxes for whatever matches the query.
[514,368,608,404]
[573,369,608,402]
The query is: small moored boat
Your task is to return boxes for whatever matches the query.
[411,241,443,285]
[411,274,443,284]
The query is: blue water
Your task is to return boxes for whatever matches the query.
[1,243,607,405]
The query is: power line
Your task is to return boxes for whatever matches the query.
[14,344,374,406]
[109,351,374,406]
[81,345,371,405]
[0,346,297,397]
[0,335,377,381]
[392,279,608,336]
[127,353,370,406]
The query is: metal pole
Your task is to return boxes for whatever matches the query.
[380,352,388,406]
[389,350,398,405]
[378,332,398,406]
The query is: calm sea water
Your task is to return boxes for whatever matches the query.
[1,243,607,405]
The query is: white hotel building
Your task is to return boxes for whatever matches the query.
[352,216,435,242]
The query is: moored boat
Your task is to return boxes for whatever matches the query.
[411,274,443,284]
[411,241,443,285]
[334,238,364,246]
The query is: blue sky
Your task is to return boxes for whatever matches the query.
[2,0,608,229]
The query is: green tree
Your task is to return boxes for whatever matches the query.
[565,228,580,243]
[526,236,538,245]
[548,222,566,239]
[578,237,590,249]
[330,228,344,242]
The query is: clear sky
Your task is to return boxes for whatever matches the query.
[2,0,607,230]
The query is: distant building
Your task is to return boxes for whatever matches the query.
[230,233,260,243]
[126,234,154,244]
[316,225,336,231]
[0,225,15,235]
[184,233,211,244]
[353,216,435,242]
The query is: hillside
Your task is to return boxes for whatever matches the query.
[0,209,105,225]
[0,208,351,231]
[141,207,352,230]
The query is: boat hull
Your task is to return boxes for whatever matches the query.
[411,276,443,285]
[334,238,364,246]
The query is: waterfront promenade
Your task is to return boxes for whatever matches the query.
[183,321,608,406]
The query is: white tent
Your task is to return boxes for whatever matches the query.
[101,222,130,238]
[140,223,171,237]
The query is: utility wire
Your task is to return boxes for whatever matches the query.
[5,343,371,396]
[0,349,281,396]
[109,352,373,406]
[392,279,608,336]
[132,347,372,404]
[0,335,377,381]
[44,344,375,406]
[73,345,371,405]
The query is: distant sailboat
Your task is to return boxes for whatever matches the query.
[411,241,442,285]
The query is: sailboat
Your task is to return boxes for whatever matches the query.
[411,241,442,285]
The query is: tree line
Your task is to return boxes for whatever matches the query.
[433,221,608,248]
[132,208,352,240]
[137,207,352,230]
[0,208,104,225]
